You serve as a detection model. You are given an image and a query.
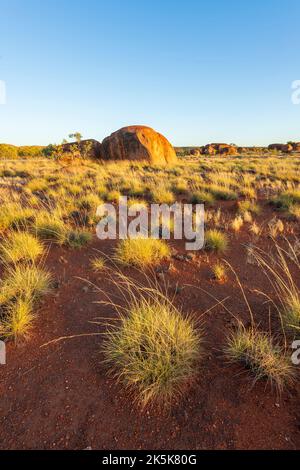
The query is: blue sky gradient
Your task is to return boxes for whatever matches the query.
[0,0,299,146]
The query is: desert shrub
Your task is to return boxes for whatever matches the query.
[103,296,201,408]
[17,146,44,158]
[225,326,294,391]
[0,231,44,264]
[115,238,170,268]
[0,144,18,159]
[205,230,228,253]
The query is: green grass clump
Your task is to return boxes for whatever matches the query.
[205,229,228,253]
[0,231,44,264]
[225,326,294,391]
[103,297,201,408]
[115,238,170,268]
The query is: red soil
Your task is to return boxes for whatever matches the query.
[0,202,300,450]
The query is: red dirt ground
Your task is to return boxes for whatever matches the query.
[0,202,300,450]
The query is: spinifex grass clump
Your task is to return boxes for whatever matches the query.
[251,240,300,334]
[212,262,227,282]
[0,298,34,341]
[0,202,34,232]
[205,229,228,253]
[91,256,106,271]
[238,200,260,215]
[0,231,44,264]
[225,326,294,391]
[271,189,300,211]
[66,229,92,248]
[189,191,215,205]
[0,264,52,305]
[0,265,52,341]
[34,212,68,244]
[103,295,201,408]
[115,237,170,268]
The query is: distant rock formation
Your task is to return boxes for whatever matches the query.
[201,143,237,155]
[292,142,300,151]
[268,143,293,153]
[101,126,177,164]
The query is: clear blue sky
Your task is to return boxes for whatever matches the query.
[0,0,299,146]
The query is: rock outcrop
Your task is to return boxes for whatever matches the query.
[101,126,177,164]
[268,143,294,153]
[292,142,300,151]
[201,143,237,155]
